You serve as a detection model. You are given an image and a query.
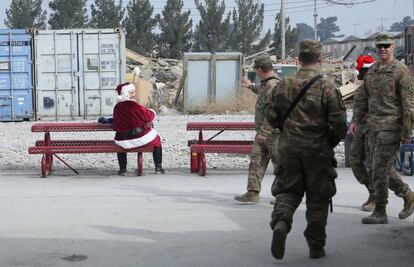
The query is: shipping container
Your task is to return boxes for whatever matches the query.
[0,29,33,121]
[34,28,126,120]
[183,52,243,112]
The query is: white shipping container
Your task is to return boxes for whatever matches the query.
[34,28,126,120]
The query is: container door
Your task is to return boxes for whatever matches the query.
[78,31,122,118]
[0,30,33,121]
[184,58,211,111]
[34,31,78,119]
[215,59,241,104]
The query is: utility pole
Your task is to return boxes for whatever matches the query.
[351,23,361,35]
[313,0,318,40]
[281,0,286,59]
[377,17,388,32]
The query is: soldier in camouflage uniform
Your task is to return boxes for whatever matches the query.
[265,40,347,260]
[350,55,414,217]
[350,33,414,224]
[350,55,378,211]
[234,56,280,203]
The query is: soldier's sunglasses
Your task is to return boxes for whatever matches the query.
[376,44,391,49]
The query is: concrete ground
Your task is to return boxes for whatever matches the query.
[0,168,413,267]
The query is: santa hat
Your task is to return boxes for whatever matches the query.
[116,82,135,101]
[354,55,375,76]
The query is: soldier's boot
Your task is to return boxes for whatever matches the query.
[234,191,260,203]
[361,205,388,224]
[398,189,414,219]
[309,247,326,259]
[361,195,375,212]
[117,169,127,176]
[153,147,165,174]
[271,220,288,260]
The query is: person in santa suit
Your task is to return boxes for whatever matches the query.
[113,82,165,175]
[354,54,375,80]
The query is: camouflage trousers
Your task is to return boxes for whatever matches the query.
[270,150,337,249]
[350,128,409,200]
[366,130,407,206]
[247,133,279,192]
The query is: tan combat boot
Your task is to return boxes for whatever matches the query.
[398,189,414,219]
[361,195,375,212]
[271,220,288,260]
[234,191,260,203]
[361,205,388,224]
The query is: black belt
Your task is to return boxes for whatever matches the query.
[117,127,144,138]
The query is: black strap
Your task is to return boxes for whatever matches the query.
[260,76,279,85]
[278,74,323,130]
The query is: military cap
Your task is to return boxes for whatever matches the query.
[375,33,394,45]
[253,56,273,70]
[299,40,322,54]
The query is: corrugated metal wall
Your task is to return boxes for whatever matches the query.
[405,26,414,74]
[323,34,404,62]
[0,29,33,121]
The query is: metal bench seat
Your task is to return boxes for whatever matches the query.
[29,141,154,177]
[189,144,253,176]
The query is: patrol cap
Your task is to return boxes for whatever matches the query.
[299,40,322,55]
[253,56,273,70]
[375,33,394,45]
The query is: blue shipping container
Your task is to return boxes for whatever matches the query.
[0,29,33,121]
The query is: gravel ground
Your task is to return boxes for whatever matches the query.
[0,113,345,174]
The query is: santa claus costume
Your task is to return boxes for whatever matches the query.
[113,82,165,175]
[354,55,375,80]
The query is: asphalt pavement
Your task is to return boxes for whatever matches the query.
[0,168,413,267]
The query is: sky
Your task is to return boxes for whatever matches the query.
[0,0,413,37]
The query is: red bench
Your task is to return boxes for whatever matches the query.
[186,122,255,176]
[28,123,154,177]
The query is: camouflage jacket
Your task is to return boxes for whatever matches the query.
[265,66,347,155]
[352,60,414,137]
[251,75,280,133]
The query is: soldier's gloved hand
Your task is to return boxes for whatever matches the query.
[255,134,266,143]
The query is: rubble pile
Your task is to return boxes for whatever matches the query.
[275,57,299,65]
[126,50,184,111]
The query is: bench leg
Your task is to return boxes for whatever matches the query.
[137,152,143,176]
[41,155,48,178]
[198,152,206,176]
[190,151,199,173]
[47,154,53,172]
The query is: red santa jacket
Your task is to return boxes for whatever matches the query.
[113,100,160,149]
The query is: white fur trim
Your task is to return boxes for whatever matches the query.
[115,128,157,149]
[121,83,135,96]
[117,83,136,102]
[149,108,157,117]
[362,63,374,68]
[354,70,359,76]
